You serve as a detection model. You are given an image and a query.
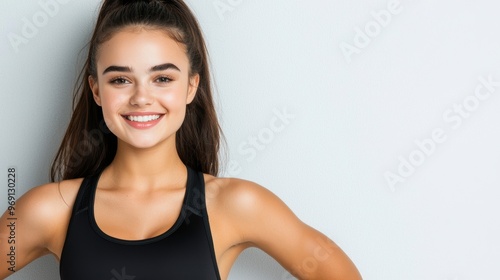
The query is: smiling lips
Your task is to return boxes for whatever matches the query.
[122,113,164,129]
[126,115,161,122]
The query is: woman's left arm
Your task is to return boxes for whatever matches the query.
[223,179,363,280]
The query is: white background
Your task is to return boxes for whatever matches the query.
[1,0,500,279]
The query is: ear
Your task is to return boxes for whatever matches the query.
[88,75,101,106]
[186,74,200,104]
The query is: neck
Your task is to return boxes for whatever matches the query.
[103,138,187,191]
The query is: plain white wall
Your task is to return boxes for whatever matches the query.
[1,0,500,279]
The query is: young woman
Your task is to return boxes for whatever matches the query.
[0,0,362,279]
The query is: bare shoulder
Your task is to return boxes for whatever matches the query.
[203,175,286,214]
[17,178,83,216]
[202,174,300,240]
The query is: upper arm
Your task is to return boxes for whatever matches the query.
[0,183,70,278]
[223,180,362,280]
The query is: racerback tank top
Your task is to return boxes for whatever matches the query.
[59,166,221,279]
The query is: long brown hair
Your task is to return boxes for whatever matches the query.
[51,0,222,181]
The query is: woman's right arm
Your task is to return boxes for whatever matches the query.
[0,182,73,279]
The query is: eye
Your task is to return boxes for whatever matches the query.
[109,77,130,85]
[155,76,172,83]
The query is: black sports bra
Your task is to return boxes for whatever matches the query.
[59,166,221,279]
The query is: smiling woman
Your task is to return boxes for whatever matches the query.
[0,0,361,279]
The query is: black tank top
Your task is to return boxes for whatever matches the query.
[60,166,221,280]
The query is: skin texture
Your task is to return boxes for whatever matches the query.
[0,28,362,280]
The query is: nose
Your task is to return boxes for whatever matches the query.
[129,84,153,107]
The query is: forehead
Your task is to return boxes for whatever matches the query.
[96,27,189,73]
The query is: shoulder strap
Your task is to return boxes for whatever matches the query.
[184,166,205,217]
[71,175,98,216]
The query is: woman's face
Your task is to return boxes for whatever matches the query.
[89,27,199,149]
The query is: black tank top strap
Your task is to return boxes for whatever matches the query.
[71,174,99,216]
[184,166,206,217]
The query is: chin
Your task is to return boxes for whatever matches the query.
[120,135,173,150]
[128,140,162,149]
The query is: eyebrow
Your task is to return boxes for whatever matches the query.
[102,63,181,75]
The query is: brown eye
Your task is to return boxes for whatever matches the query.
[110,77,130,84]
[155,76,172,83]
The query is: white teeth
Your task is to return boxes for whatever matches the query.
[126,115,161,122]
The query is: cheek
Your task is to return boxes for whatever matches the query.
[159,86,190,109]
[98,92,128,133]
[161,93,183,106]
[100,91,127,113]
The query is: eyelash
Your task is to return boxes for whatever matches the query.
[108,76,173,84]
[109,76,130,84]
[155,76,172,83]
